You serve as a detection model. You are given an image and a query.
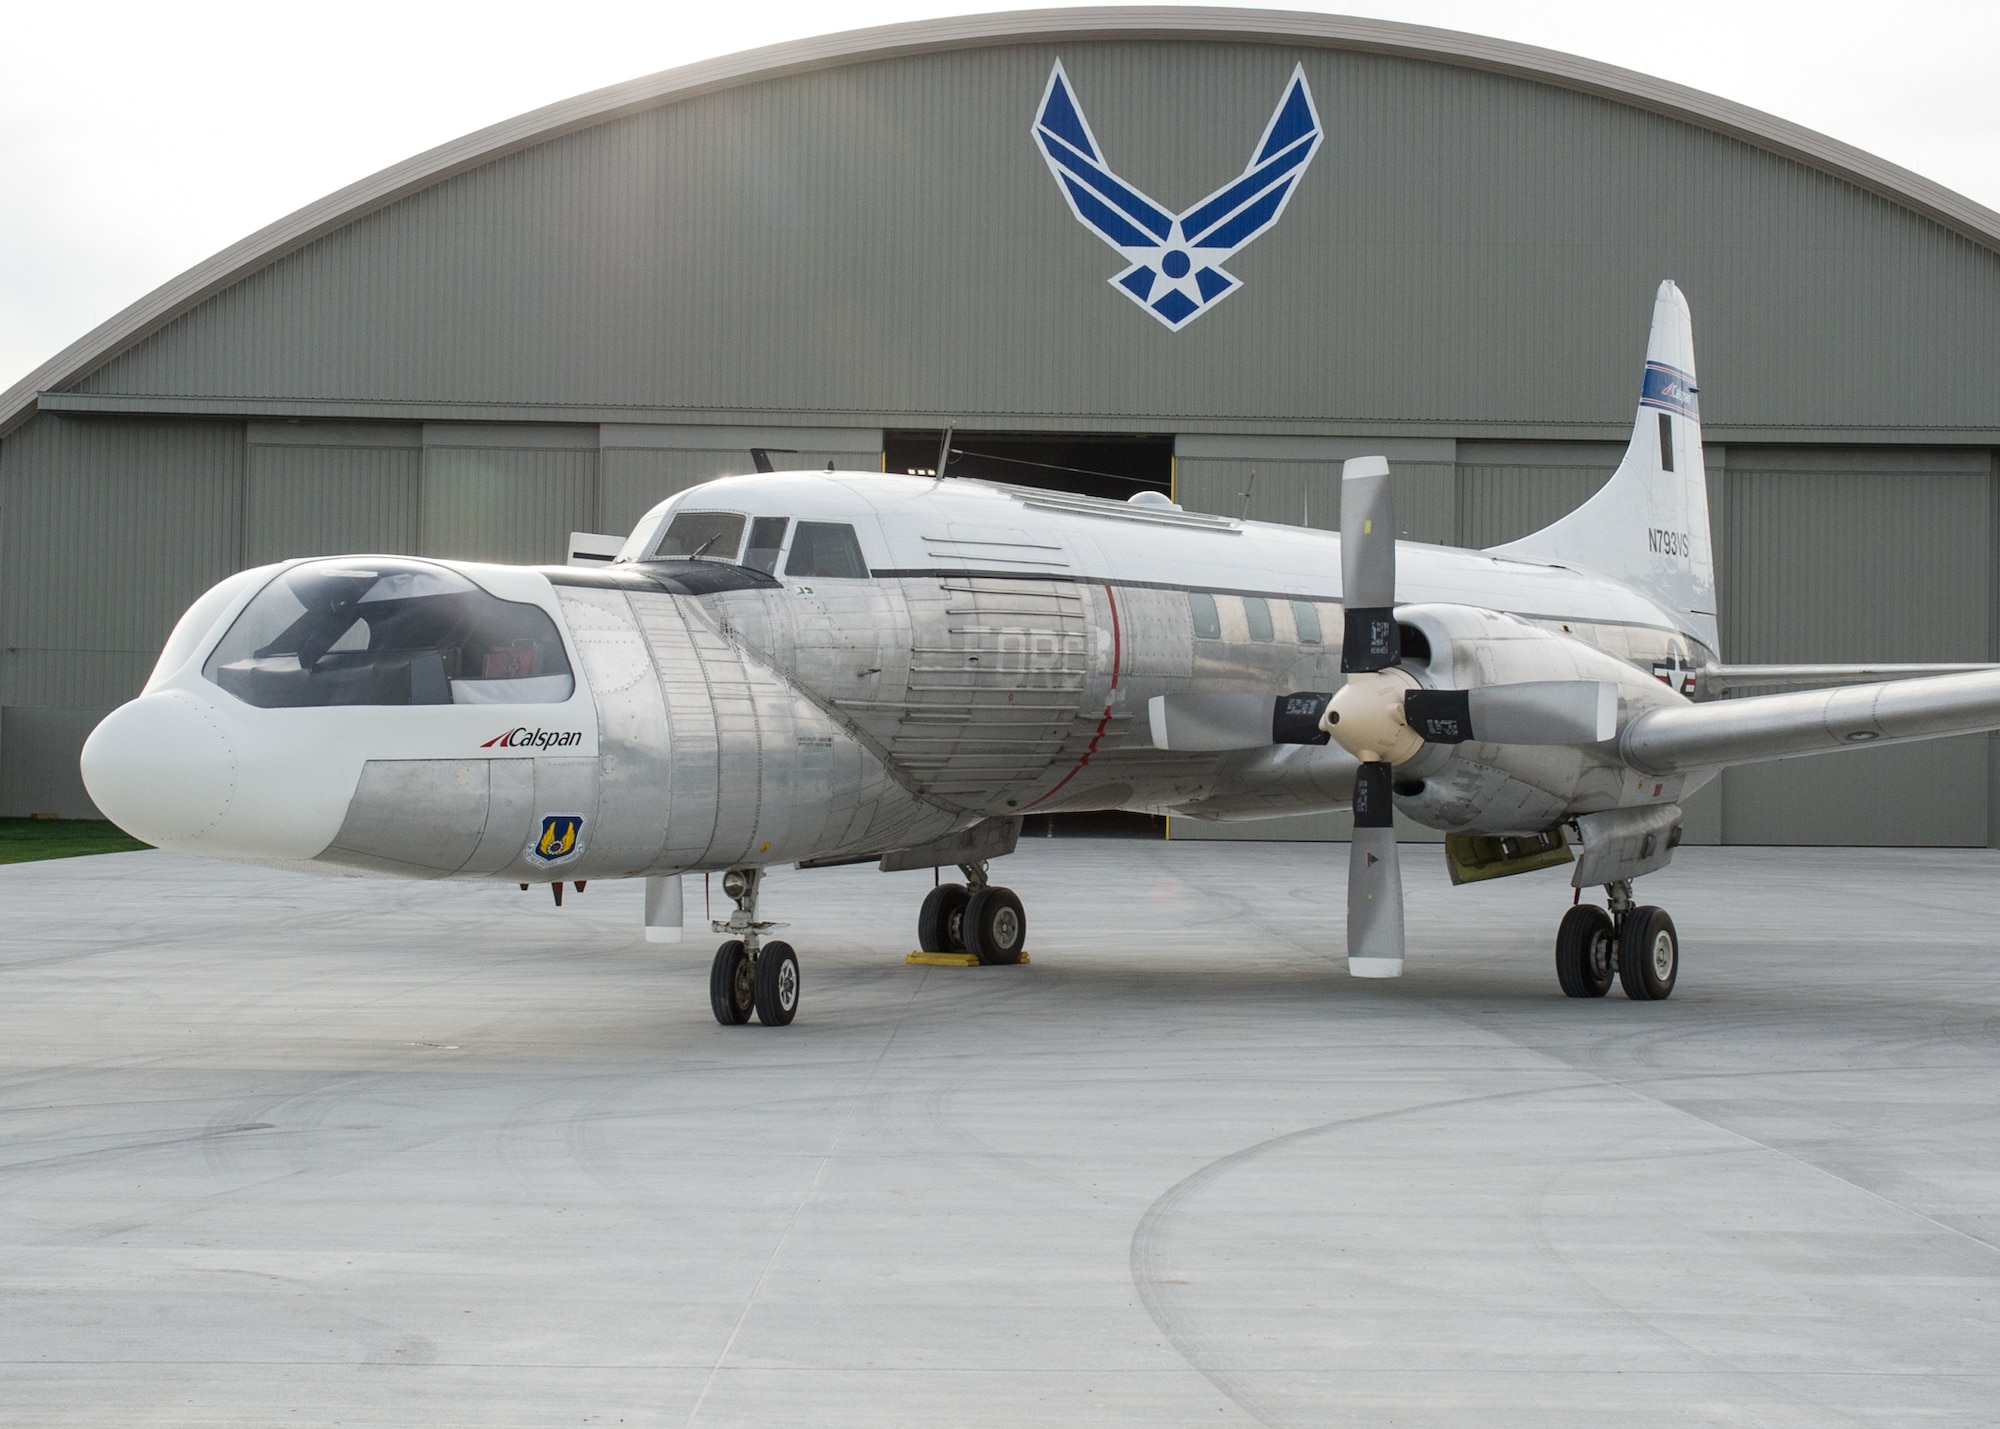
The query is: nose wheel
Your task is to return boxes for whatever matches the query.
[708,868,803,1027]
[915,862,1027,965]
[1555,883,1678,1000]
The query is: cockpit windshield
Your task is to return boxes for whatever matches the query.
[203,559,575,708]
[651,511,745,562]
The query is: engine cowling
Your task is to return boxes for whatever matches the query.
[1381,604,1688,836]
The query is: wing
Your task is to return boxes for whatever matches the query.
[1622,668,2000,774]
[1032,61,1175,255]
[1177,65,1323,258]
[1701,662,1998,693]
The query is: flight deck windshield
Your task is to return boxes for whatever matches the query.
[203,559,574,708]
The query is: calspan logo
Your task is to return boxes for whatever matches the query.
[1032,60,1323,331]
[482,727,584,750]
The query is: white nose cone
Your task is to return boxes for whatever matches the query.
[81,692,236,849]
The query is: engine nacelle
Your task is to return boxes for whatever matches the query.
[1387,604,1697,836]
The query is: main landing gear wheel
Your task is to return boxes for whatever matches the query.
[754,941,801,1026]
[710,940,753,1026]
[1617,906,1679,1001]
[965,886,1027,965]
[1554,905,1617,998]
[917,883,971,954]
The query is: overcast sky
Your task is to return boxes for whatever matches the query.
[4,0,1995,393]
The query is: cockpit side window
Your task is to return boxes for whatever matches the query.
[651,511,746,562]
[785,522,870,579]
[202,559,575,708]
[743,517,790,574]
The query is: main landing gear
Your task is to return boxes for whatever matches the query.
[1555,879,1678,1001]
[915,861,1028,965]
[709,867,800,1027]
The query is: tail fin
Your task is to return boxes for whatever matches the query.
[1491,281,1719,654]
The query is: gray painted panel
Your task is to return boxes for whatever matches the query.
[421,439,597,564]
[1717,452,1992,845]
[0,707,109,818]
[1176,457,1455,544]
[1455,443,1622,549]
[600,440,881,537]
[0,414,244,710]
[70,43,2000,436]
[245,439,420,563]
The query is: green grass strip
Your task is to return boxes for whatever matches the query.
[0,818,152,865]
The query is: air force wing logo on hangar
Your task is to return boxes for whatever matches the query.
[1032,61,1322,331]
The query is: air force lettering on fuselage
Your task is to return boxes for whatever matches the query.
[1032,60,1322,330]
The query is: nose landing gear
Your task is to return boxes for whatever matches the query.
[915,862,1028,965]
[1555,879,1678,1000]
[708,868,800,1027]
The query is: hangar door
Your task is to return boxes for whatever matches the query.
[1717,448,1995,846]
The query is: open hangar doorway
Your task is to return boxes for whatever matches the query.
[886,429,1175,838]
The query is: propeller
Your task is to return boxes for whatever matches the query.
[1141,455,1619,978]
[1331,458,1409,977]
[1317,458,1623,977]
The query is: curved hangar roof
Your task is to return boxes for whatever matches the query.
[8,6,2000,442]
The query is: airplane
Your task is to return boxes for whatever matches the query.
[80,281,2000,1027]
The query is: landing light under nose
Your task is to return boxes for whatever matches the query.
[81,692,236,848]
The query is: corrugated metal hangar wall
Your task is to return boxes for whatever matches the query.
[4,10,1998,844]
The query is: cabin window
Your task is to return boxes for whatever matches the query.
[1244,597,1274,642]
[743,517,790,574]
[1292,600,1323,644]
[204,559,575,709]
[785,522,870,579]
[652,510,745,562]
[1189,592,1222,640]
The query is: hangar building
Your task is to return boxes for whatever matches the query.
[4,8,1998,844]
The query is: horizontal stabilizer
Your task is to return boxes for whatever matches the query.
[1623,668,2000,775]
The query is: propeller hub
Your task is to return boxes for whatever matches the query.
[1322,669,1426,765]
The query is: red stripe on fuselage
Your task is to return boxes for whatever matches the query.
[1021,584,1121,812]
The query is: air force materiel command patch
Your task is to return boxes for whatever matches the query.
[529,814,585,865]
[1032,60,1322,331]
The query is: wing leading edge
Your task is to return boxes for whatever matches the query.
[1623,668,2000,776]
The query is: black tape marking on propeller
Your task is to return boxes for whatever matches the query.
[1272,692,1333,745]
[1403,689,1473,743]
[1341,609,1400,673]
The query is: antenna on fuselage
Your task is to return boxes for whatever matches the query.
[933,421,957,487]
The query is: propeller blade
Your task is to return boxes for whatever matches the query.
[1346,760,1405,977]
[1147,692,1334,751]
[1339,456,1400,672]
[1403,681,1619,745]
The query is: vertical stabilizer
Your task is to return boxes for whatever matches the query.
[1491,282,1718,653]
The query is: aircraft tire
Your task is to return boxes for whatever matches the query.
[1554,904,1616,998]
[754,940,801,1026]
[1617,906,1679,1001]
[918,882,972,954]
[965,886,1027,965]
[710,940,753,1026]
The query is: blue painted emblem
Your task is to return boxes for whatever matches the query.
[529,814,585,865]
[1641,361,1700,419]
[1033,60,1323,331]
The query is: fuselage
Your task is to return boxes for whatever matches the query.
[82,471,1716,881]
